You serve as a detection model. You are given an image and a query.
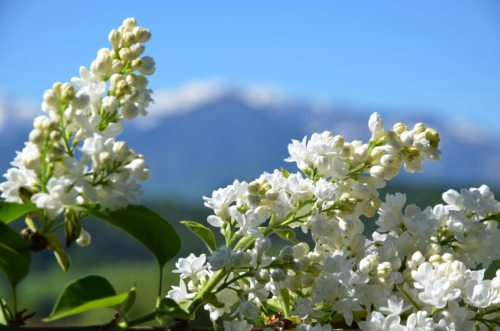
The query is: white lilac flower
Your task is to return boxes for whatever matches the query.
[0,168,38,203]
[411,261,462,308]
[296,323,333,331]
[436,299,475,331]
[378,295,411,316]
[376,193,406,233]
[208,246,232,271]
[464,281,497,308]
[358,311,403,331]
[235,300,259,320]
[222,319,252,331]
[31,176,80,219]
[167,280,196,304]
[204,288,238,320]
[173,253,208,282]
[404,310,435,330]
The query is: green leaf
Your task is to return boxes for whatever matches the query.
[119,286,137,314]
[0,222,30,287]
[280,167,290,178]
[486,260,499,279]
[158,298,192,320]
[44,275,129,322]
[64,208,81,247]
[45,233,70,272]
[180,221,217,253]
[86,205,181,268]
[279,288,290,316]
[0,201,37,224]
[274,228,299,244]
[0,298,11,326]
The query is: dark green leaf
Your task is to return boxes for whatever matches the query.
[274,228,299,244]
[44,275,129,322]
[0,223,30,286]
[486,260,499,279]
[86,205,181,268]
[158,298,192,319]
[180,221,217,252]
[0,201,37,224]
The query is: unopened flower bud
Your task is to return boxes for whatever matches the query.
[134,75,148,89]
[369,165,386,178]
[34,116,50,130]
[442,252,454,262]
[50,144,64,158]
[122,32,135,47]
[119,47,135,62]
[429,254,442,265]
[296,256,310,271]
[408,251,425,269]
[52,82,62,94]
[98,151,111,165]
[377,261,392,278]
[138,56,155,75]
[113,141,129,159]
[108,29,121,49]
[133,27,151,42]
[265,189,279,201]
[230,250,251,268]
[333,135,344,148]
[111,59,124,72]
[43,89,59,108]
[29,129,44,144]
[121,102,139,119]
[76,228,91,247]
[49,130,62,141]
[60,83,75,103]
[292,242,309,259]
[255,268,270,283]
[123,18,137,30]
[413,123,426,134]
[393,122,407,134]
[102,96,118,112]
[255,237,271,254]
[271,268,287,282]
[308,251,323,264]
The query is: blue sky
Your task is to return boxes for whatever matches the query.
[1,1,499,131]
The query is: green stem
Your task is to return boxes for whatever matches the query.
[118,311,156,329]
[186,269,227,314]
[157,266,163,309]
[12,286,17,318]
[396,284,421,311]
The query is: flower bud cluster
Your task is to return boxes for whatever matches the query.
[0,18,153,248]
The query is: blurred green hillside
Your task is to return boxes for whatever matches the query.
[0,183,498,327]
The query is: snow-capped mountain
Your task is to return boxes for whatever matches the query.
[1,81,499,200]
